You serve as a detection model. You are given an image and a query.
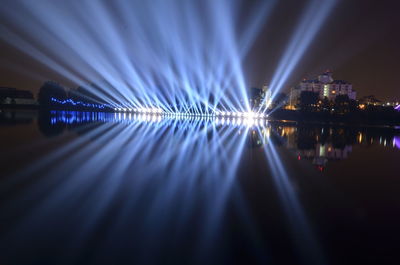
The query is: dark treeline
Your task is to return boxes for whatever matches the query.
[270,107,400,126]
[260,90,400,126]
[37,81,113,111]
[298,91,358,113]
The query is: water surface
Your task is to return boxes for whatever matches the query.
[1,110,399,265]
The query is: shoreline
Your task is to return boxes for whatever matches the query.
[1,105,400,127]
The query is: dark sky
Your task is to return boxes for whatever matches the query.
[247,0,400,100]
[1,0,399,101]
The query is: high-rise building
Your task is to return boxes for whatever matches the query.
[290,71,356,105]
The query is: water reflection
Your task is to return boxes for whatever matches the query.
[0,110,399,264]
[34,111,400,155]
[274,125,399,170]
[1,110,264,264]
[6,110,391,151]
[395,136,400,149]
[0,110,34,126]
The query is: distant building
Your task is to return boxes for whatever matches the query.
[290,71,356,105]
[383,101,400,107]
[358,96,399,108]
[358,95,382,106]
[0,87,37,105]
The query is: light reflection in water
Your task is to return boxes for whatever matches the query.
[2,111,273,264]
[395,136,400,149]
[1,110,399,264]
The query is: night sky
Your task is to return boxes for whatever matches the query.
[1,0,399,101]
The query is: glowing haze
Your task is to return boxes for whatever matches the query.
[0,0,270,111]
[0,0,335,113]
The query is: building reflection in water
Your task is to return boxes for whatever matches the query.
[274,125,399,171]
[1,110,399,264]
[0,110,35,126]
[37,111,400,157]
[31,110,399,177]
[1,110,398,170]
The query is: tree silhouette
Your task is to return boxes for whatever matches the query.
[334,95,358,114]
[273,92,288,107]
[37,81,67,107]
[299,91,319,111]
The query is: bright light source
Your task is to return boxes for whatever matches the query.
[244,112,254,118]
[112,106,270,122]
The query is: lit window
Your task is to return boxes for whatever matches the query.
[323,85,329,97]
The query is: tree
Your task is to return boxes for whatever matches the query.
[321,96,331,111]
[359,95,381,105]
[273,92,288,108]
[249,87,262,108]
[299,91,319,111]
[334,95,350,114]
[37,81,67,107]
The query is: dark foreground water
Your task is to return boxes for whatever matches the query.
[1,110,399,265]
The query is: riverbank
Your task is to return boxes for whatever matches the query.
[2,105,400,127]
[0,104,112,112]
[269,109,400,126]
